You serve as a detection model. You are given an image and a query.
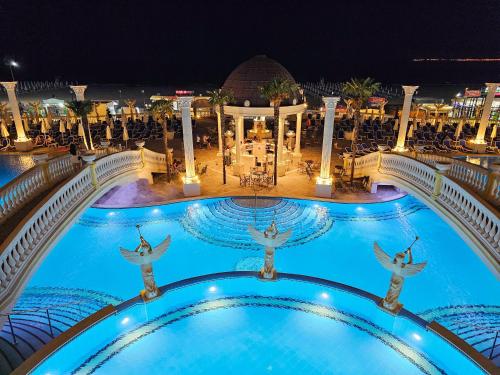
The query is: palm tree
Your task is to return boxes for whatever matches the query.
[260,78,299,185]
[342,77,381,183]
[207,89,234,184]
[150,99,174,182]
[65,100,94,150]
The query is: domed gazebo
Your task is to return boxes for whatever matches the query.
[218,55,307,176]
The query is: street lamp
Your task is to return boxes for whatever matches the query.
[6,60,19,81]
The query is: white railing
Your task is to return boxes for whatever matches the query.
[0,155,75,224]
[0,147,129,225]
[346,152,499,263]
[0,149,166,305]
[415,154,491,196]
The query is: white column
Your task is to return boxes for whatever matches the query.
[276,116,287,176]
[476,82,499,143]
[394,85,419,152]
[232,115,243,175]
[0,81,32,151]
[178,96,200,196]
[70,85,87,101]
[294,112,303,154]
[316,97,340,198]
[216,107,223,155]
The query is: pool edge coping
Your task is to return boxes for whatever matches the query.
[13,271,497,375]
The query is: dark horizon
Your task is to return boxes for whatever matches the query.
[1,0,499,86]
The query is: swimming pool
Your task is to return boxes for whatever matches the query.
[14,195,500,372]
[0,154,35,187]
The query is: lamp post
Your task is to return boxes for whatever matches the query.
[6,60,18,81]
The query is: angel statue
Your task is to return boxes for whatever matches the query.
[120,225,171,301]
[248,221,292,280]
[374,236,426,314]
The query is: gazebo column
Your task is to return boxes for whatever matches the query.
[474,82,499,149]
[0,81,32,151]
[70,85,87,101]
[293,112,303,164]
[178,96,200,197]
[277,116,286,176]
[233,115,244,175]
[394,85,419,152]
[315,97,340,198]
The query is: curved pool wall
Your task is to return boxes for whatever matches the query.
[31,276,486,375]
[0,154,35,187]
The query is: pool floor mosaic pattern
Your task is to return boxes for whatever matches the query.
[73,296,444,375]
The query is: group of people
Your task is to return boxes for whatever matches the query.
[195,134,212,149]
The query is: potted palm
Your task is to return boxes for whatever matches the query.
[207,89,234,184]
[65,100,94,151]
[150,99,174,182]
[342,78,381,183]
[260,78,299,185]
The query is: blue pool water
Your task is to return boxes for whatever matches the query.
[0,155,35,187]
[18,195,500,373]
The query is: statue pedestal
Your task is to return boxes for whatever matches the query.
[467,140,487,153]
[140,289,161,302]
[315,178,333,198]
[183,178,201,197]
[377,299,403,315]
[259,269,278,281]
[14,139,33,152]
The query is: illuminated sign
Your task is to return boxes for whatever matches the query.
[464,89,481,98]
[175,90,194,96]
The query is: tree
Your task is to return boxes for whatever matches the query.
[150,99,174,182]
[207,89,234,184]
[65,100,94,150]
[260,78,299,185]
[342,77,381,183]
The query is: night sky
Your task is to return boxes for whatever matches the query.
[0,0,499,85]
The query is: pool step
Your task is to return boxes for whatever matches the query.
[0,287,122,373]
[180,198,333,250]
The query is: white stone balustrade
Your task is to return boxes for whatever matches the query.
[345,152,499,266]
[0,148,167,308]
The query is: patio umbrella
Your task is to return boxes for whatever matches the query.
[59,120,66,133]
[393,119,399,131]
[122,124,129,148]
[407,123,414,138]
[66,118,73,131]
[106,125,112,140]
[0,121,9,138]
[454,121,463,140]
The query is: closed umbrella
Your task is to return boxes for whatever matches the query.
[106,125,112,140]
[407,123,414,138]
[454,121,463,140]
[1,121,9,138]
[491,124,498,142]
[66,119,73,131]
[393,119,399,131]
[437,121,443,133]
[40,118,49,134]
[122,124,129,148]
[59,121,66,133]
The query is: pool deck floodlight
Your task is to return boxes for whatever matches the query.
[248,221,292,280]
[119,224,171,301]
[373,236,426,315]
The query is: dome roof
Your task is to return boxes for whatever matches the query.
[222,55,299,107]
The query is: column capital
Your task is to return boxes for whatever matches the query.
[402,85,419,95]
[70,85,87,93]
[322,96,341,108]
[0,81,17,91]
[177,96,194,109]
